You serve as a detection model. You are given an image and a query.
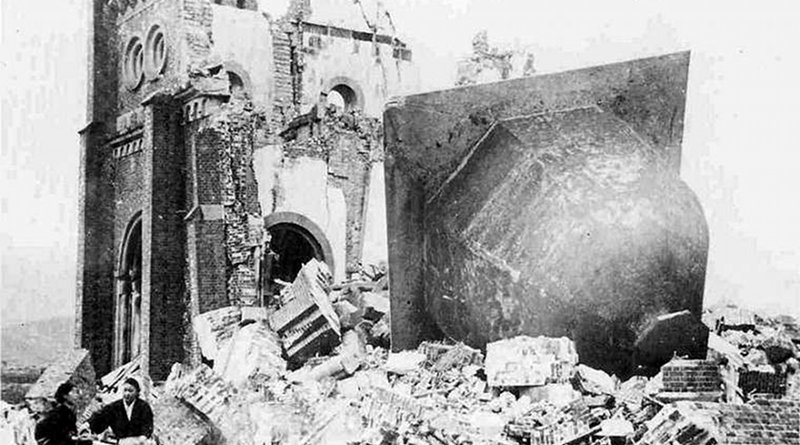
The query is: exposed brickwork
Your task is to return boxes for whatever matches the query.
[739,371,788,397]
[662,359,722,393]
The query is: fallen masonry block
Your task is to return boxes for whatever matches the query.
[657,358,723,403]
[164,364,236,424]
[214,320,285,386]
[333,300,361,330]
[417,342,484,371]
[706,332,745,370]
[598,417,634,437]
[485,336,578,387]
[520,383,580,407]
[240,306,269,323]
[505,399,597,445]
[194,306,242,362]
[270,259,341,365]
[636,400,800,445]
[634,310,709,373]
[572,364,617,395]
[152,396,217,445]
[360,292,390,322]
[384,351,426,375]
[25,348,95,416]
[738,370,787,398]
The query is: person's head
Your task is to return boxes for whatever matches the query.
[122,378,141,404]
[55,382,78,405]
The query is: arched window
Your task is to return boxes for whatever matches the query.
[115,214,143,366]
[144,25,167,80]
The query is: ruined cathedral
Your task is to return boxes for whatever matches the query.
[76,0,418,380]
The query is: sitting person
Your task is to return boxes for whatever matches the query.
[83,378,153,443]
[35,382,82,445]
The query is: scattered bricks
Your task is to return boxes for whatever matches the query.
[152,396,217,445]
[360,291,389,322]
[505,399,596,445]
[25,349,95,416]
[572,364,617,395]
[485,336,578,387]
[270,260,341,366]
[360,387,431,431]
[295,330,366,382]
[214,320,285,386]
[384,351,426,375]
[637,400,800,445]
[634,310,710,372]
[418,342,484,371]
[520,383,580,407]
[758,329,797,364]
[738,370,787,398]
[194,306,242,362]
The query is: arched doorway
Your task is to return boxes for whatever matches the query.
[115,214,143,366]
[262,212,334,297]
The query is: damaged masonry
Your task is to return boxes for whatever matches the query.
[3,1,800,445]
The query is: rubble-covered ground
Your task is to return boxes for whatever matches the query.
[3,262,799,445]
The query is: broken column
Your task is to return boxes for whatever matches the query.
[269,259,341,365]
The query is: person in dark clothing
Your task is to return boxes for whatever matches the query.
[85,378,153,441]
[34,382,80,445]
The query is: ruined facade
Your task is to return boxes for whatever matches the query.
[76,0,417,379]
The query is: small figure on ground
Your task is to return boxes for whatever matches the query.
[83,377,153,444]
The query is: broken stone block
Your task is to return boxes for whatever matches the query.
[360,387,431,431]
[214,320,285,386]
[194,306,242,362]
[485,336,578,387]
[152,396,216,445]
[270,260,341,365]
[165,364,235,424]
[707,331,745,370]
[360,291,389,322]
[25,348,95,416]
[657,358,724,403]
[333,300,360,330]
[598,417,633,437]
[572,364,616,395]
[383,351,426,375]
[519,383,580,407]
[418,342,484,372]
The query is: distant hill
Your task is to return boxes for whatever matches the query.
[1,316,74,368]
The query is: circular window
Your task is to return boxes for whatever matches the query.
[145,25,167,79]
[124,37,144,90]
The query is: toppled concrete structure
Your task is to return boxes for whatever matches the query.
[384,51,708,378]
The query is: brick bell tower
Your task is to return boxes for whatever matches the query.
[76,0,261,380]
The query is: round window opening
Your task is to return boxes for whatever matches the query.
[145,25,167,79]
[124,37,144,90]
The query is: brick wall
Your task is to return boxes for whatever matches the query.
[271,21,296,129]
[662,359,721,393]
[144,96,187,380]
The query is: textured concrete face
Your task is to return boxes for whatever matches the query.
[384,52,708,377]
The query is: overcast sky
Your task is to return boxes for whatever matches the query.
[2,0,799,325]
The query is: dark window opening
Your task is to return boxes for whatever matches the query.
[227,71,246,99]
[116,219,142,366]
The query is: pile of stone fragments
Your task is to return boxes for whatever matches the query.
[3,260,799,445]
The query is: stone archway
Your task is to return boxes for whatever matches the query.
[115,213,143,366]
[263,212,335,289]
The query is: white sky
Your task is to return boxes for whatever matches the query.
[2,0,799,324]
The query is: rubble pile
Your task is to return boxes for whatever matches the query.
[4,271,799,445]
